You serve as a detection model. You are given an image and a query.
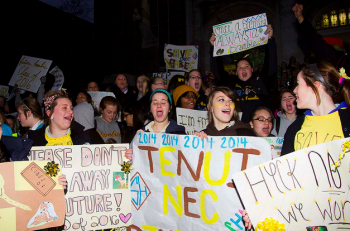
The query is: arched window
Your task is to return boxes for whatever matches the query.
[316,7,349,29]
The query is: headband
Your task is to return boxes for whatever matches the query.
[149,89,172,105]
[44,90,65,111]
[309,64,326,85]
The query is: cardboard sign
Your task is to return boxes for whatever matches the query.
[87,91,115,111]
[164,44,198,72]
[176,108,209,135]
[152,71,185,84]
[29,144,132,230]
[264,137,284,159]
[0,161,65,230]
[0,85,9,98]
[232,138,350,231]
[130,133,272,230]
[50,66,64,91]
[8,56,52,93]
[213,13,268,57]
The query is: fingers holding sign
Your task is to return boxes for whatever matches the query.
[209,33,216,46]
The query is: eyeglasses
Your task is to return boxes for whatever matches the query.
[189,76,202,80]
[254,117,273,123]
[185,93,196,100]
[124,113,131,118]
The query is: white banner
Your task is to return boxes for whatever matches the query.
[130,133,272,230]
[0,85,9,98]
[264,137,284,159]
[50,66,64,91]
[164,44,198,72]
[176,108,208,135]
[9,56,52,93]
[232,138,350,231]
[213,13,268,57]
[29,144,132,230]
[152,71,185,84]
[88,91,115,111]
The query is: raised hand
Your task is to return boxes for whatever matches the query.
[292,3,304,23]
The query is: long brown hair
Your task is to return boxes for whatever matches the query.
[300,62,350,106]
[207,86,239,123]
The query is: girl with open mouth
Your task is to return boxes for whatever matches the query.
[195,86,254,137]
[250,106,275,137]
[173,85,199,110]
[185,69,208,110]
[271,89,298,137]
[142,89,186,134]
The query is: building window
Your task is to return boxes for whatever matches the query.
[316,7,350,29]
[330,10,338,27]
[339,9,347,26]
[323,14,330,28]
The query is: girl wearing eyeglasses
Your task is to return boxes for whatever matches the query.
[249,106,275,137]
[185,69,208,111]
[173,85,199,110]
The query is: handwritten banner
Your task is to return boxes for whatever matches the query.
[164,44,198,72]
[0,85,9,98]
[29,144,132,230]
[152,71,185,84]
[213,13,268,57]
[130,133,272,230]
[176,108,208,135]
[50,66,64,91]
[9,55,52,93]
[264,137,284,159]
[88,91,116,111]
[232,138,350,231]
[0,161,65,230]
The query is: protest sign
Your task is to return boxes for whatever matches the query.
[0,161,65,230]
[29,144,132,230]
[164,44,198,72]
[152,71,185,84]
[9,56,52,93]
[130,133,272,230]
[88,91,115,111]
[176,108,208,135]
[264,137,284,159]
[0,85,9,98]
[213,13,268,57]
[50,66,64,91]
[232,138,350,231]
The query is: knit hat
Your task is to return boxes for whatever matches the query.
[173,85,199,106]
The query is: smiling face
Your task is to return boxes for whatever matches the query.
[250,109,273,137]
[150,93,170,124]
[76,92,87,105]
[211,91,235,126]
[187,70,202,92]
[237,60,253,81]
[293,72,317,109]
[281,92,296,115]
[101,104,118,123]
[48,98,74,131]
[115,74,128,90]
[180,91,197,109]
[136,76,145,93]
[87,81,99,91]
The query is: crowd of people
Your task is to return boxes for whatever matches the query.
[0,3,349,230]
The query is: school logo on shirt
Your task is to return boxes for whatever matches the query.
[97,130,121,138]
